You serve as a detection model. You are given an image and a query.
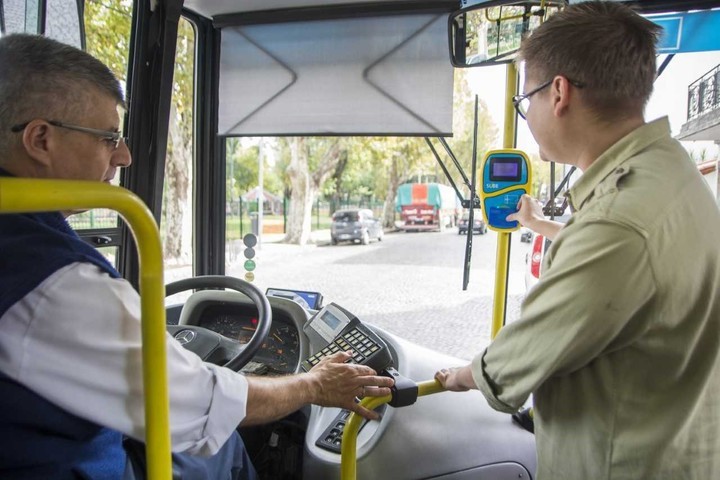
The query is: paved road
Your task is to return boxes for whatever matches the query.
[226,229,532,361]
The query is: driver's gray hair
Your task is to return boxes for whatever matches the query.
[0,34,125,157]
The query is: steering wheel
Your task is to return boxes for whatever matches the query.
[165,276,272,371]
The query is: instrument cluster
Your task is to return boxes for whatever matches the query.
[197,304,301,374]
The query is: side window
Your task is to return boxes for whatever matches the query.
[64,0,132,265]
[161,17,196,285]
[1,0,82,46]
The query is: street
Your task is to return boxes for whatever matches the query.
[226,228,532,361]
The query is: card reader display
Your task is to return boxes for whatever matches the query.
[480,149,532,232]
[301,303,392,373]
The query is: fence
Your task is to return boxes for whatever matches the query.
[687,63,720,121]
[225,196,386,240]
[66,209,119,229]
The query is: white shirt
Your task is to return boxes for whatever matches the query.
[0,262,249,456]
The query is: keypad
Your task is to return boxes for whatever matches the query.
[301,327,381,371]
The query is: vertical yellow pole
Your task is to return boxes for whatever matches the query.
[490,63,519,339]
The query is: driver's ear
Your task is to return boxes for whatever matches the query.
[22,120,56,169]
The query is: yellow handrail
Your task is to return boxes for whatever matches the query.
[0,178,171,480]
[340,379,445,480]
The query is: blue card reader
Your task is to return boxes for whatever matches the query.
[479,149,532,232]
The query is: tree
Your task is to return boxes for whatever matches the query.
[84,0,132,82]
[282,138,344,245]
[374,138,430,229]
[226,138,259,201]
[160,20,194,261]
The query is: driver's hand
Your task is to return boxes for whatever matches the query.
[307,351,394,420]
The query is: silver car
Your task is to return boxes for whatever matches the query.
[330,208,383,245]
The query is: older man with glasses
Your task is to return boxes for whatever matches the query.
[437,2,720,479]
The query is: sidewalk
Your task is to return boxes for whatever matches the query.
[243,229,332,245]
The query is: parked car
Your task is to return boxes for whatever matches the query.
[457,209,487,235]
[520,227,533,243]
[330,208,383,245]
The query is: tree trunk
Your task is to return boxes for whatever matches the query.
[382,153,402,229]
[163,102,190,262]
[284,138,313,245]
[330,150,349,214]
[283,138,343,245]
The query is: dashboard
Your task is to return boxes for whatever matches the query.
[196,304,301,374]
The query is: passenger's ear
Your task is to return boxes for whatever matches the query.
[551,76,572,117]
[22,120,55,168]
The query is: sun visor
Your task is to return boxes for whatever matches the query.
[218,13,454,137]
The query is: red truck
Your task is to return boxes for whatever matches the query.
[395,183,459,232]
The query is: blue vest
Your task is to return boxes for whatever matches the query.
[0,168,127,479]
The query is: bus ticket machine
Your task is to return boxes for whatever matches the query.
[480,149,532,232]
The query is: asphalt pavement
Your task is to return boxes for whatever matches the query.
[226,228,532,361]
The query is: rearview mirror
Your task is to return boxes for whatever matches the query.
[449,1,564,68]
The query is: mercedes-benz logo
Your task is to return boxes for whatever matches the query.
[175,329,196,345]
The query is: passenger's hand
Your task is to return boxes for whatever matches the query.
[307,351,394,420]
[435,365,476,392]
[506,194,544,230]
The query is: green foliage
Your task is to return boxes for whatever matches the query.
[227,139,286,200]
[84,0,132,84]
[227,139,259,199]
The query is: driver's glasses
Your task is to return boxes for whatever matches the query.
[11,119,127,150]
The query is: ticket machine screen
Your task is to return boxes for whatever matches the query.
[490,157,522,182]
